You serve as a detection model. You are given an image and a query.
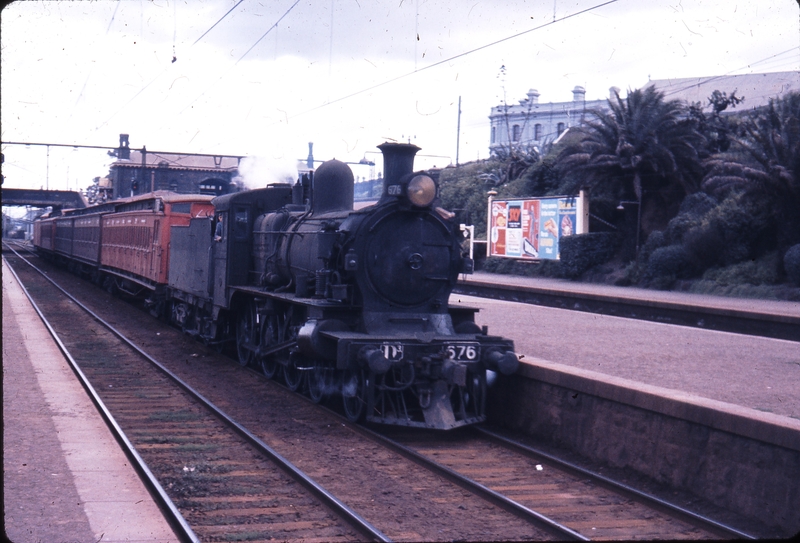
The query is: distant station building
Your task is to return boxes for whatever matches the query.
[107,134,242,200]
[488,71,800,156]
[488,86,607,156]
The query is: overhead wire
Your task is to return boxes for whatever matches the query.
[93,0,249,132]
[193,0,245,46]
[71,0,121,114]
[266,0,620,126]
[234,0,300,66]
[658,46,800,100]
[173,0,301,116]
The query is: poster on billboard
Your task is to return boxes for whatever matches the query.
[488,192,588,260]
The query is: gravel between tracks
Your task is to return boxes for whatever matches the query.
[33,261,555,542]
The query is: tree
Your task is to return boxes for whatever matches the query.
[702,91,800,252]
[556,86,706,247]
[688,89,745,155]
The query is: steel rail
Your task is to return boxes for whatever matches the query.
[241,365,586,540]
[4,246,391,543]
[3,248,200,543]
[337,421,589,541]
[476,426,756,540]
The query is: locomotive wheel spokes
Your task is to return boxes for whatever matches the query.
[236,303,256,366]
[259,315,279,378]
[308,364,329,403]
[283,358,303,392]
[260,356,279,379]
[342,369,366,422]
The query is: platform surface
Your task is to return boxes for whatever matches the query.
[455,272,800,421]
[3,260,178,543]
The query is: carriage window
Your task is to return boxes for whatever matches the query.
[171,203,191,214]
[234,209,248,239]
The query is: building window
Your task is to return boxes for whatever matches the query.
[557,122,565,136]
[534,124,542,140]
[512,124,521,142]
[491,126,496,144]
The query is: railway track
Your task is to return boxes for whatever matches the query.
[369,426,755,541]
[4,246,555,541]
[4,246,382,542]
[4,243,757,540]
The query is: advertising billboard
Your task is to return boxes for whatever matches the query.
[488,192,588,260]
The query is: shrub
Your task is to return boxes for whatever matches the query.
[784,244,800,285]
[640,230,666,262]
[683,223,725,270]
[480,257,562,278]
[559,232,621,279]
[646,244,695,282]
[678,192,718,217]
[702,251,782,286]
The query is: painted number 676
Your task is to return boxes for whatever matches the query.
[446,343,479,361]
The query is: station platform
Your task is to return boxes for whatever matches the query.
[2,260,177,542]
[457,271,800,421]
[461,271,800,320]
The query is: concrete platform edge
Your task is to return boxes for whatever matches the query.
[516,357,800,451]
[488,358,800,535]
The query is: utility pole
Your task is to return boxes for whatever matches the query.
[456,96,462,166]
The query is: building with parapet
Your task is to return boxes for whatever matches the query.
[107,134,242,200]
[488,71,800,157]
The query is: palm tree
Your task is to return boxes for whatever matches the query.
[702,91,800,251]
[557,86,705,248]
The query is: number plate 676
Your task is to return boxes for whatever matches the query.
[446,343,479,361]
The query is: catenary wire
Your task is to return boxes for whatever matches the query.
[264,0,621,126]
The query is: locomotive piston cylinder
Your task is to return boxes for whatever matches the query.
[297,319,347,359]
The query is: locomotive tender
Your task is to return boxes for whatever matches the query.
[34,142,518,430]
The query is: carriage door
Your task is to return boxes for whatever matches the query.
[151,219,161,279]
[212,212,228,308]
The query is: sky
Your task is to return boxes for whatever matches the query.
[2,0,799,204]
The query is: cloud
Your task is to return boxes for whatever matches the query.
[1,0,797,195]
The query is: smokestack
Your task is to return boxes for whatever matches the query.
[306,142,314,169]
[378,142,420,195]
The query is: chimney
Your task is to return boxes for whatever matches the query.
[306,142,314,169]
[118,134,130,160]
[526,89,540,104]
[572,86,586,103]
[378,142,420,191]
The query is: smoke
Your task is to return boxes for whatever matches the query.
[236,156,300,190]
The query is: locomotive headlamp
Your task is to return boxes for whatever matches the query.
[406,175,436,207]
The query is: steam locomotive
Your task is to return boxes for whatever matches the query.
[34,143,519,429]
